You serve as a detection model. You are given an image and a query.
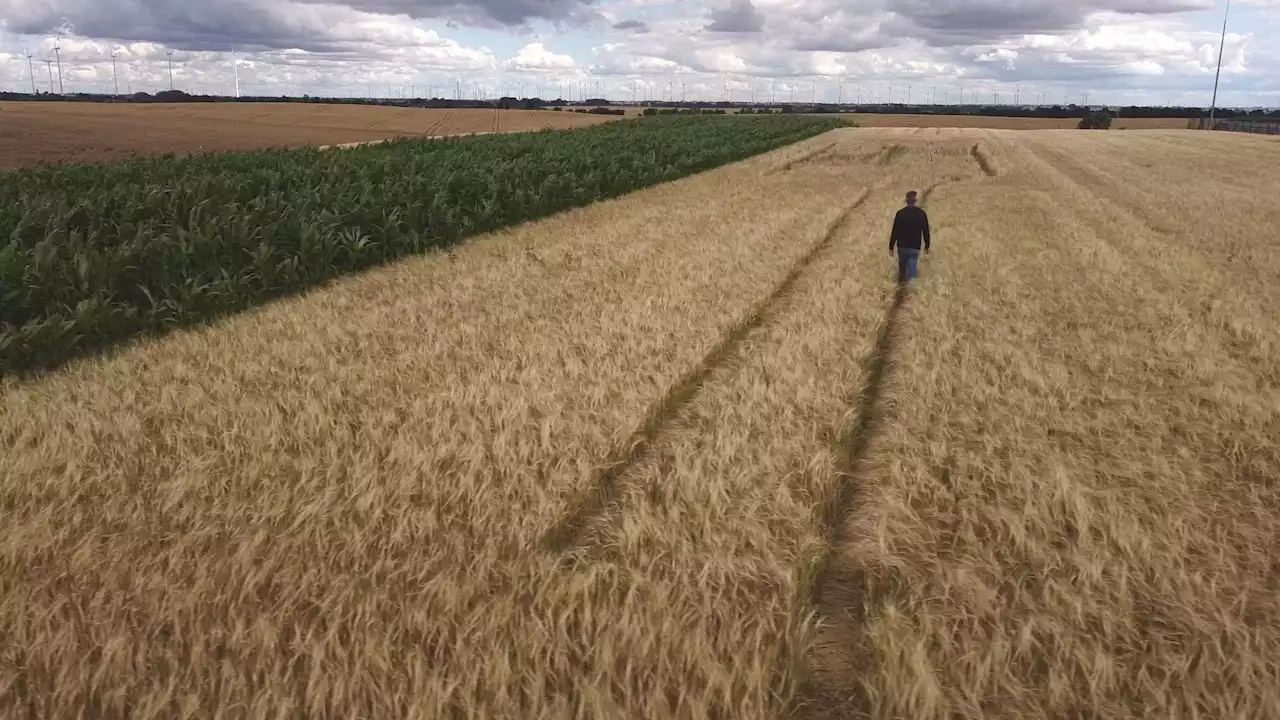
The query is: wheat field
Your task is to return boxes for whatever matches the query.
[1,127,1277,718]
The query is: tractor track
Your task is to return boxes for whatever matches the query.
[540,188,875,555]
[795,178,950,720]
[767,141,840,175]
[422,110,456,138]
[970,142,998,176]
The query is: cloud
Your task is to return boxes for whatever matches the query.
[750,0,1215,52]
[507,41,576,70]
[882,0,1213,45]
[0,0,1274,106]
[787,12,892,52]
[612,19,650,31]
[0,0,600,51]
[707,0,764,32]
[298,0,601,27]
[0,0,384,52]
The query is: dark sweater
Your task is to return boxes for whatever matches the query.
[889,205,931,252]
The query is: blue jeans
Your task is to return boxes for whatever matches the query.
[897,248,920,283]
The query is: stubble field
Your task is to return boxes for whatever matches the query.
[0,102,612,168]
[1,126,1278,718]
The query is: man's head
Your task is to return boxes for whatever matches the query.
[905,190,919,206]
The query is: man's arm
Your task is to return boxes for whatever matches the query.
[922,210,931,251]
[888,211,900,252]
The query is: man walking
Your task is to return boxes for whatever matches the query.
[889,190,931,284]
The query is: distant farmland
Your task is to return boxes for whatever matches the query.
[0,101,1200,171]
[0,102,616,168]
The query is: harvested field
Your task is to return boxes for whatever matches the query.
[0,102,612,168]
[2,128,1278,719]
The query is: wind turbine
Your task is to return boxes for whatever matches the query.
[111,49,119,95]
[24,48,37,94]
[1209,0,1231,126]
[52,41,64,94]
[166,50,175,90]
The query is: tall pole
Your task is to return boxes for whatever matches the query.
[111,50,119,95]
[45,59,54,93]
[233,48,240,99]
[25,50,37,94]
[52,43,63,94]
[1209,0,1231,127]
[167,50,174,90]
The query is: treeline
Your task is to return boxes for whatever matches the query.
[4,90,1276,121]
[772,103,1280,120]
[558,107,627,116]
[0,90,581,111]
[641,107,730,116]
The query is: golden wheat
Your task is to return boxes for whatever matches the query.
[2,128,1277,719]
[805,129,1280,719]
[0,131,878,717]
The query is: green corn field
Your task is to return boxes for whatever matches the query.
[0,114,841,377]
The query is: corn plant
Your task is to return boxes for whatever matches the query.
[0,115,841,377]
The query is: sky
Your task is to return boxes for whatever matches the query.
[0,0,1276,107]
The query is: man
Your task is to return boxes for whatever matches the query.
[889,190,931,284]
